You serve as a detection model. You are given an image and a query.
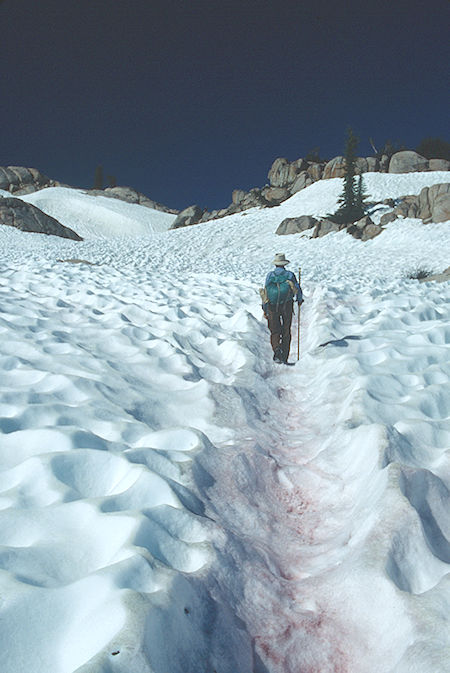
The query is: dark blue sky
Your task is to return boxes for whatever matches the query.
[1,0,449,210]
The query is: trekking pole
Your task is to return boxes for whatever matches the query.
[297,267,302,360]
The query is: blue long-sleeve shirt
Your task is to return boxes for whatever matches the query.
[265,267,303,302]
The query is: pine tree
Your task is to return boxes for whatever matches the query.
[355,173,368,214]
[330,128,367,224]
[93,165,104,190]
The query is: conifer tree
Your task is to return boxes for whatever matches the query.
[93,165,104,190]
[355,172,368,214]
[331,128,367,224]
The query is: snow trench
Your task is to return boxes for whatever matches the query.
[186,282,450,673]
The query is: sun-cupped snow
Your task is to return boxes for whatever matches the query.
[0,170,449,673]
[21,187,177,238]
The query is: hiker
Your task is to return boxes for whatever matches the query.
[261,253,303,364]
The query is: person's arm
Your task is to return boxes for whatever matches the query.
[290,271,303,303]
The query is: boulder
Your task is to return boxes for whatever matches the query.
[276,215,318,235]
[267,157,305,187]
[355,158,369,174]
[293,158,308,172]
[346,215,381,241]
[0,197,82,239]
[241,188,269,208]
[394,195,420,218]
[312,219,341,238]
[170,204,205,229]
[389,151,429,173]
[0,166,52,194]
[232,189,246,205]
[392,184,450,223]
[429,159,450,171]
[354,215,374,230]
[379,155,390,172]
[380,212,398,226]
[417,186,432,221]
[360,223,382,241]
[307,163,323,181]
[263,186,290,204]
[291,171,313,194]
[366,157,379,172]
[323,156,346,179]
[427,183,450,222]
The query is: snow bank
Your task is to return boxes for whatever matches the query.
[21,187,177,238]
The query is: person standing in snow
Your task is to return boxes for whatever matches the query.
[261,253,303,364]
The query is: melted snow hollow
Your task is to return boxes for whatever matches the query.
[0,172,449,673]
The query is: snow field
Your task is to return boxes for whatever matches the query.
[0,170,449,672]
[0,263,260,672]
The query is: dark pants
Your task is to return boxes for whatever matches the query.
[266,301,293,362]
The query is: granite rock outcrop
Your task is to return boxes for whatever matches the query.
[0,197,82,240]
[0,166,54,195]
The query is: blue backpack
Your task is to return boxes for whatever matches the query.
[266,270,294,306]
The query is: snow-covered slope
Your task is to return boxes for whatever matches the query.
[0,172,449,673]
[22,187,177,238]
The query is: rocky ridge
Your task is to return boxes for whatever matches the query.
[275,214,383,242]
[380,183,450,224]
[170,151,450,229]
[0,165,179,214]
[0,165,179,239]
[1,156,449,241]
[87,186,179,214]
[0,166,55,195]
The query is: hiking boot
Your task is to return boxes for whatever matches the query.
[273,348,283,364]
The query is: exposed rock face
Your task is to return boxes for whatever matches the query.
[380,212,398,226]
[268,157,307,187]
[394,195,420,218]
[429,159,450,171]
[323,156,346,179]
[346,215,381,240]
[360,222,382,241]
[392,183,450,223]
[0,166,178,214]
[93,186,179,214]
[276,215,318,235]
[379,155,390,172]
[388,151,429,173]
[312,219,341,237]
[263,186,290,204]
[162,150,450,227]
[416,183,450,222]
[170,204,206,229]
[0,166,53,195]
[366,157,379,172]
[291,172,313,194]
[232,189,246,205]
[355,158,369,174]
[0,198,82,240]
[276,214,382,241]
[307,163,323,180]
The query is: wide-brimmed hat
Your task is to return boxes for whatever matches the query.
[273,253,290,266]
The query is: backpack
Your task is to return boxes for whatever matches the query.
[265,270,295,307]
